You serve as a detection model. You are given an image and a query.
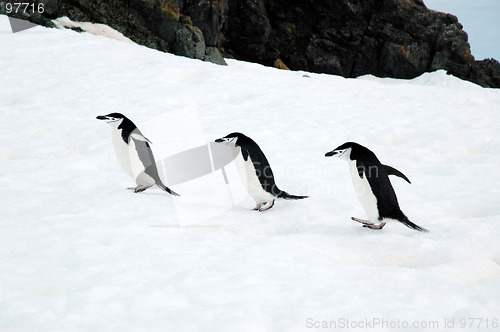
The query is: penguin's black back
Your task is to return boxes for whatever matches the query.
[233,133,282,197]
[225,133,282,198]
[111,113,137,144]
[350,143,406,221]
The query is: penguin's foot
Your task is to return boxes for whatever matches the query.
[128,185,153,193]
[351,217,374,225]
[252,204,262,211]
[258,200,275,212]
[352,217,386,230]
[362,222,387,230]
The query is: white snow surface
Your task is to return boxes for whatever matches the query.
[1,16,500,332]
[52,17,134,44]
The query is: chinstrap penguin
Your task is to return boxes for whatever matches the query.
[325,142,428,232]
[97,113,179,196]
[215,132,308,211]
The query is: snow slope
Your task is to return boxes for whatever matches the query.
[1,16,500,332]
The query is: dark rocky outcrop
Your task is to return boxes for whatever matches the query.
[2,0,499,87]
[472,59,500,88]
[220,0,500,87]
[1,0,228,64]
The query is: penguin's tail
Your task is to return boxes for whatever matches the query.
[157,182,180,196]
[400,217,429,233]
[277,191,308,200]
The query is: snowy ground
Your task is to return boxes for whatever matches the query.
[1,15,500,332]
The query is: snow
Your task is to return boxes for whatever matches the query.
[52,17,134,43]
[1,15,500,331]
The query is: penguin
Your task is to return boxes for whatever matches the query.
[96,113,179,196]
[325,142,428,232]
[215,132,308,211]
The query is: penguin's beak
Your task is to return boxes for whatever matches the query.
[215,137,236,145]
[96,115,108,120]
[325,150,338,157]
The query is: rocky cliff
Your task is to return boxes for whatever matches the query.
[2,0,499,87]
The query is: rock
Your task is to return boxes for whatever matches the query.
[218,0,499,88]
[184,0,228,47]
[380,42,431,79]
[204,47,227,65]
[158,2,181,43]
[274,59,290,70]
[175,20,206,59]
[222,0,271,63]
[305,40,344,76]
[39,0,61,17]
[472,59,500,88]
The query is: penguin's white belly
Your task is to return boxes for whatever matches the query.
[349,160,379,222]
[111,130,134,178]
[235,153,275,204]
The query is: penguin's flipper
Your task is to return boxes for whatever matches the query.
[129,135,156,180]
[399,218,429,232]
[355,159,366,179]
[130,132,153,144]
[383,165,411,184]
[129,135,179,196]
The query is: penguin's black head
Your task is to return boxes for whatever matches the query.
[96,113,127,124]
[97,113,138,132]
[215,132,247,146]
[325,142,360,160]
